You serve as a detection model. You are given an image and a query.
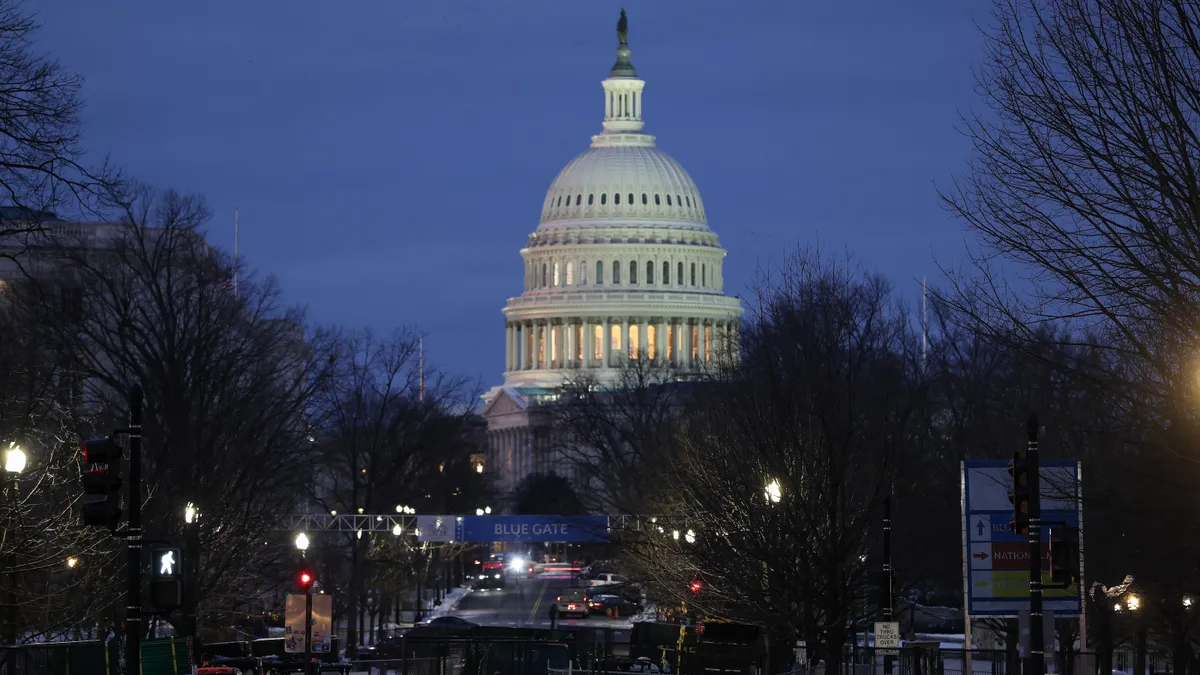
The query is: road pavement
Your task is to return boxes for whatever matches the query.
[451,574,635,629]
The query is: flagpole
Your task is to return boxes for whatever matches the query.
[419,336,425,403]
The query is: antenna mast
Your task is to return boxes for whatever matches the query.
[921,277,928,373]
[234,208,240,299]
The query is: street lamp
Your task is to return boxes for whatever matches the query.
[392,523,403,536]
[66,557,78,569]
[295,532,310,552]
[184,502,198,524]
[684,529,696,544]
[475,508,484,516]
[765,479,782,504]
[1126,594,1141,611]
[3,443,25,474]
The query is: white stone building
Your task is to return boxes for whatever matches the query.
[482,18,744,501]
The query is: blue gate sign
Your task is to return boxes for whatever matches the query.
[456,515,609,543]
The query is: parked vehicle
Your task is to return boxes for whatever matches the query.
[588,572,628,586]
[555,588,590,618]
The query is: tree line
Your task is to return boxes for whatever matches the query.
[0,1,493,652]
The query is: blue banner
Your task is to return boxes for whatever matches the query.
[456,515,609,543]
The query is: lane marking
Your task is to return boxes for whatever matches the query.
[527,581,548,625]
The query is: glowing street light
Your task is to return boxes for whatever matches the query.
[66,557,78,568]
[184,502,198,524]
[4,442,26,474]
[1185,596,1194,609]
[476,463,484,474]
[1126,594,1141,611]
[294,532,310,552]
[476,508,484,516]
[765,479,782,504]
[392,523,403,536]
[485,506,492,514]
[684,529,696,544]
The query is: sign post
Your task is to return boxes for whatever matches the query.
[961,459,1083,618]
[874,621,900,656]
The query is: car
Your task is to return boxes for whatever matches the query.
[588,572,628,587]
[414,615,478,634]
[555,589,590,618]
[587,593,639,618]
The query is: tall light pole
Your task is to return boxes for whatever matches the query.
[4,442,25,646]
[295,533,313,675]
[183,502,200,652]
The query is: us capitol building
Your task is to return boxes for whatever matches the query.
[482,13,743,500]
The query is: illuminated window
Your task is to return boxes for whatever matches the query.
[705,326,712,361]
[642,193,648,205]
[629,324,640,359]
[580,260,588,285]
[594,325,603,360]
[601,193,607,205]
[691,263,696,286]
[553,262,560,286]
[612,261,620,284]
[611,325,622,352]
[648,325,657,360]
[663,262,670,285]
[667,325,674,360]
[614,193,620,205]
[588,194,594,205]
[646,261,654,284]
[629,261,637,284]
[537,328,546,368]
[677,262,683,285]
[550,326,558,364]
[596,261,604,284]
[655,194,661,205]
[542,264,547,287]
[576,325,584,361]
[628,193,634,205]
[667,195,672,206]
[566,261,574,285]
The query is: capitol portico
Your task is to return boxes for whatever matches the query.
[483,13,743,499]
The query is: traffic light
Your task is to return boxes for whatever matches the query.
[1007,451,1030,535]
[298,569,315,592]
[148,546,182,611]
[688,577,703,595]
[1049,526,1079,586]
[80,437,123,529]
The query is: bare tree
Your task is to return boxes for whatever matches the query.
[311,329,484,655]
[31,187,335,637]
[942,0,1200,667]
[552,359,683,514]
[627,249,923,674]
[0,277,119,643]
[0,0,118,267]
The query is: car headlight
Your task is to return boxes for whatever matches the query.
[494,573,501,578]
[508,556,525,571]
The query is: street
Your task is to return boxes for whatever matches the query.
[451,575,636,629]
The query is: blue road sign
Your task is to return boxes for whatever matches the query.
[456,515,609,543]
[962,460,1083,617]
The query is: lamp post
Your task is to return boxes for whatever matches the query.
[295,533,313,675]
[182,503,201,652]
[4,442,25,646]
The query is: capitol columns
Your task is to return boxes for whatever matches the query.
[602,317,613,367]
[656,316,667,363]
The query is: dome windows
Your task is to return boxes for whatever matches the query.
[628,193,634,205]
[677,262,684,285]
[600,193,606,205]
[612,261,621,284]
[646,261,654,284]
[588,194,594,205]
[677,195,683,208]
[576,195,582,206]
[663,261,670,285]
[654,194,661,205]
[690,263,696,286]
[642,193,648,205]
[566,261,574,286]
[614,193,620,205]
[595,261,604,284]
[629,261,638,284]
[666,195,672,206]
[542,264,548,287]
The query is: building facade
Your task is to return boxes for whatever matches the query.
[483,17,744,502]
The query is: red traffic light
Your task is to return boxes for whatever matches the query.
[689,578,703,594]
[82,437,123,464]
[298,570,314,590]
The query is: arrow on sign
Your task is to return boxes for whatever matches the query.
[973,552,988,560]
[976,520,985,537]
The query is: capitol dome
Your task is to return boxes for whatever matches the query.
[492,13,743,391]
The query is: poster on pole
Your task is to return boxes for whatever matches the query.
[311,594,333,653]
[283,595,305,654]
[961,460,1083,617]
[416,515,458,542]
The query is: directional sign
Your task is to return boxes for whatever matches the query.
[415,515,458,543]
[962,460,1083,617]
[874,621,900,651]
[456,515,609,543]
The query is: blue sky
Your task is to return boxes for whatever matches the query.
[36,0,986,386]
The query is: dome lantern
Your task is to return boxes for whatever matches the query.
[599,10,646,140]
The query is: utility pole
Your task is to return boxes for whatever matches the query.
[1026,415,1045,675]
[883,493,895,675]
[126,385,143,675]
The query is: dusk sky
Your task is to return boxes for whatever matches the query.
[36,1,986,387]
